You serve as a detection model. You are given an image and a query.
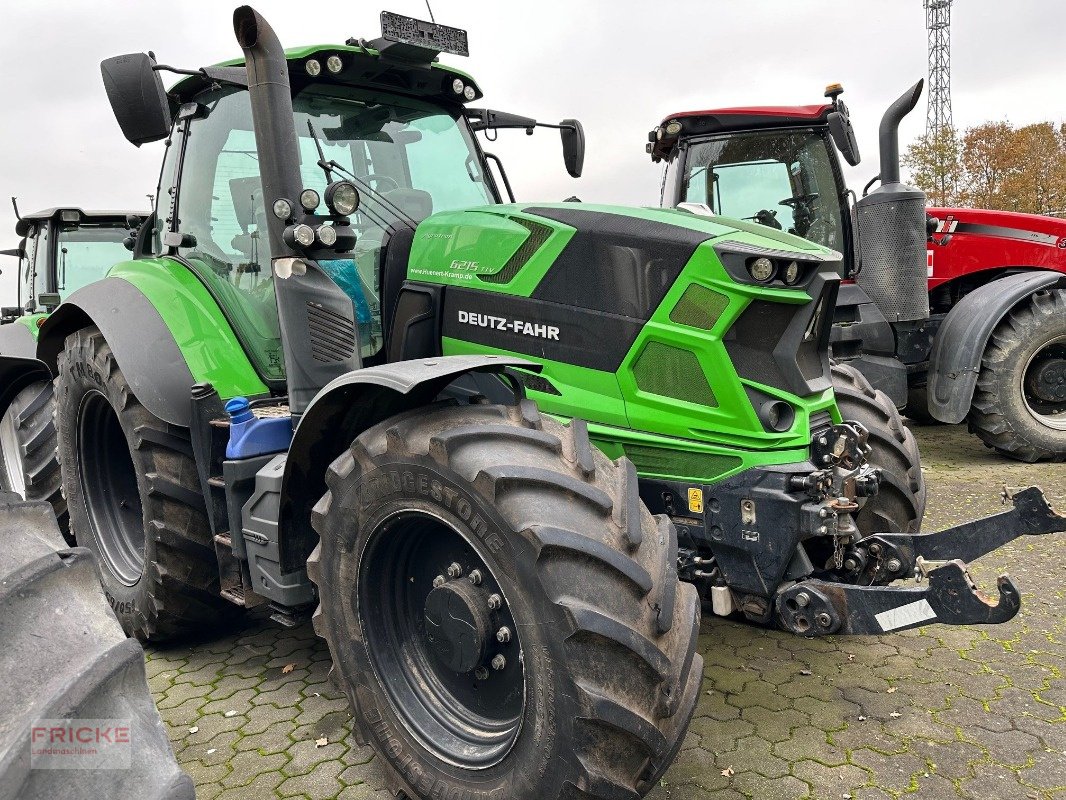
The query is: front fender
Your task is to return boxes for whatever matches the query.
[928,271,1066,423]
[278,355,538,575]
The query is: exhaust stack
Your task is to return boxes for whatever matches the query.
[233,6,361,417]
[854,80,930,324]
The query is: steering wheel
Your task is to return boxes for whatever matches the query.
[363,174,400,192]
[779,193,819,209]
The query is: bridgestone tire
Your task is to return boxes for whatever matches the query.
[56,327,235,641]
[308,401,702,800]
[0,497,193,799]
[0,380,68,540]
[968,289,1066,463]
[832,363,926,534]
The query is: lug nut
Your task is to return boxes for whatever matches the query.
[446,562,462,579]
[491,655,507,671]
[487,593,502,610]
[816,612,832,628]
[474,666,489,680]
[886,558,902,572]
[796,592,811,608]
[468,569,483,586]
[432,575,445,588]
[868,543,881,556]
[496,626,512,643]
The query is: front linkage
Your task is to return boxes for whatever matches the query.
[778,486,1066,636]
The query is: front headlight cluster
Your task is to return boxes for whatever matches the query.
[305,55,344,76]
[746,256,806,286]
[273,180,360,253]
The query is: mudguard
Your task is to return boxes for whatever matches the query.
[927,271,1066,423]
[278,355,538,575]
[35,278,199,428]
[0,321,38,360]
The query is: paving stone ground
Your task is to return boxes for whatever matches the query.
[145,422,1066,799]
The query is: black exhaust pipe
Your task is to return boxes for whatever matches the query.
[877,79,924,186]
[853,79,930,324]
[233,6,361,418]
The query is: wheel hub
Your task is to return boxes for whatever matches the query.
[423,578,492,673]
[1025,356,1066,403]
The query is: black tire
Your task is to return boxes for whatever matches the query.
[832,363,926,534]
[968,289,1066,462]
[55,326,234,640]
[0,496,194,799]
[0,380,68,540]
[308,400,702,800]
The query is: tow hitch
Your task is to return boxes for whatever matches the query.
[776,486,1066,636]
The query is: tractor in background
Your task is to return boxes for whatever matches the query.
[0,8,1063,800]
[648,81,1066,462]
[0,205,142,522]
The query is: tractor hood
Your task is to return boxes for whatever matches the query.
[408,201,843,458]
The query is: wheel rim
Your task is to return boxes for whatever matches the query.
[358,509,525,769]
[1022,335,1066,431]
[0,404,26,497]
[77,390,145,585]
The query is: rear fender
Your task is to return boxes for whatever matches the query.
[278,355,538,575]
[927,271,1066,423]
[36,278,197,427]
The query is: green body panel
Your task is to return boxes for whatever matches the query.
[425,202,842,485]
[16,314,47,341]
[107,259,269,399]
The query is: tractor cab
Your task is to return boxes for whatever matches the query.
[0,207,144,352]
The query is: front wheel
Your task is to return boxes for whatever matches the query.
[308,400,702,800]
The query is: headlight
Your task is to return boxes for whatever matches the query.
[317,224,338,246]
[299,189,321,212]
[783,261,801,285]
[272,198,294,221]
[305,59,322,77]
[325,180,360,216]
[292,224,315,247]
[451,77,465,95]
[326,55,343,74]
[463,85,476,101]
[747,257,776,282]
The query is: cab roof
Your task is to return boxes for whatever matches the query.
[15,208,146,237]
[169,43,482,106]
[649,103,833,162]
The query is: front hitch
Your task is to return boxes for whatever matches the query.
[775,486,1063,636]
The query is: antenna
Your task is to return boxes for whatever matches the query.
[924,0,953,138]
[424,0,435,23]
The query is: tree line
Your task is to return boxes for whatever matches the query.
[902,121,1066,215]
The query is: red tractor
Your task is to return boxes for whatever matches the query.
[648,81,1066,462]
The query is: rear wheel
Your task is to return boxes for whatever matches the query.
[832,363,926,534]
[56,326,235,640]
[968,289,1066,462]
[308,400,702,800]
[0,380,68,539]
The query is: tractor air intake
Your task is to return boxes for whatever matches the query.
[854,80,930,323]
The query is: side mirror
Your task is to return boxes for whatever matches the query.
[559,119,585,179]
[827,111,861,166]
[100,53,172,146]
[0,244,25,259]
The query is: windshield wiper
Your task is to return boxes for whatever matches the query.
[305,121,418,231]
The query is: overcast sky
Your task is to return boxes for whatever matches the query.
[2,0,1063,305]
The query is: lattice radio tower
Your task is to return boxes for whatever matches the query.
[924,0,954,137]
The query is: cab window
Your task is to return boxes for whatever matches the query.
[55,224,133,297]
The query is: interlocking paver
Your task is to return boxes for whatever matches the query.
[143,424,1066,799]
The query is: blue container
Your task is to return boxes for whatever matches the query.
[224,397,293,459]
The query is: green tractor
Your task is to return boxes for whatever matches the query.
[0,205,143,521]
[2,8,1063,799]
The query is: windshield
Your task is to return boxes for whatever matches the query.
[680,129,846,253]
[177,85,494,374]
[56,223,132,297]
